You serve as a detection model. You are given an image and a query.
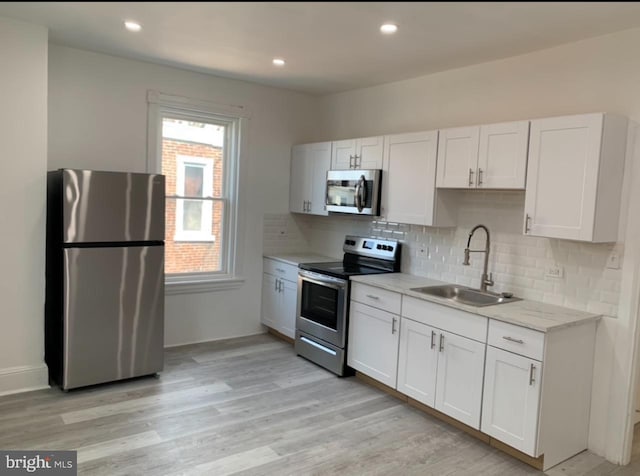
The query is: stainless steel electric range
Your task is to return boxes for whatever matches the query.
[295,235,401,376]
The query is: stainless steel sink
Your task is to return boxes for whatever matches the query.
[409,284,521,307]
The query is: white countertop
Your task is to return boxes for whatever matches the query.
[264,252,337,266]
[350,273,601,333]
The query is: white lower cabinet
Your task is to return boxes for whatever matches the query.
[481,346,542,456]
[434,330,486,428]
[261,258,299,339]
[397,318,485,429]
[347,300,399,388]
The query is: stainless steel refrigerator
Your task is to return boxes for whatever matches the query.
[45,169,165,390]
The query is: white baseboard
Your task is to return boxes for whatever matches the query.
[0,363,49,397]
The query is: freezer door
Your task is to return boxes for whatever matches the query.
[62,169,165,243]
[62,246,164,389]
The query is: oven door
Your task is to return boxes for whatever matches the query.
[297,270,348,348]
[325,169,381,215]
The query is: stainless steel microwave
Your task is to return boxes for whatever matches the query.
[325,169,382,215]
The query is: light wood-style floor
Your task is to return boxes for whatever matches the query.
[1,333,638,475]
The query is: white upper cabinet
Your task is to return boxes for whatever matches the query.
[382,131,456,227]
[289,142,330,215]
[436,126,480,188]
[478,121,530,189]
[331,136,384,169]
[436,121,529,189]
[524,113,627,242]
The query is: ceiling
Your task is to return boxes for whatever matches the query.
[2,2,640,95]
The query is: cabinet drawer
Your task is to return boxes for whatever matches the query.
[351,282,401,315]
[488,320,545,361]
[263,258,298,282]
[402,296,487,343]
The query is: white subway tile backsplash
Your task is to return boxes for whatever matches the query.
[272,190,622,318]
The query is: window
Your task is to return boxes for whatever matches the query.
[147,91,247,292]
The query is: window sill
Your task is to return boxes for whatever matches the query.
[165,277,245,295]
[173,235,216,243]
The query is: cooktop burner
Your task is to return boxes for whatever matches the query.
[299,261,396,279]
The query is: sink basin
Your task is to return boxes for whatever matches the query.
[409,284,521,307]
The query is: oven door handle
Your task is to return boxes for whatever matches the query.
[299,271,347,290]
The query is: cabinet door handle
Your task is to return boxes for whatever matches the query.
[308,201,311,212]
[502,336,524,344]
[391,317,397,334]
[349,155,354,168]
[529,364,536,386]
[274,278,278,292]
[468,168,475,187]
[356,155,361,168]
[366,294,380,300]
[525,213,531,234]
[478,168,483,186]
[439,333,445,352]
[430,330,436,349]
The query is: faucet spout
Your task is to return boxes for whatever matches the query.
[463,224,494,292]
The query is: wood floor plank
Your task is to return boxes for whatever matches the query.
[76,430,163,464]
[190,445,281,475]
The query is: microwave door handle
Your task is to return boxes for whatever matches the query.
[354,180,361,211]
[357,175,366,212]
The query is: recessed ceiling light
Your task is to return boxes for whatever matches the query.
[272,58,286,67]
[380,23,398,34]
[124,21,142,32]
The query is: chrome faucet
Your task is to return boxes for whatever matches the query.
[463,224,494,292]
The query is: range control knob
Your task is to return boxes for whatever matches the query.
[388,246,394,252]
[376,244,382,250]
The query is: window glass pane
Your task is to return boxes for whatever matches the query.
[184,165,204,197]
[183,199,202,231]
[165,198,225,273]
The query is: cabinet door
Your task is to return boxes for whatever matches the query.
[289,145,311,213]
[261,273,279,330]
[481,346,542,456]
[524,114,603,241]
[434,331,486,429]
[357,136,384,169]
[436,126,480,188]
[382,131,439,226]
[478,121,529,189]
[397,318,439,407]
[278,278,298,339]
[331,139,357,169]
[347,301,400,388]
[309,142,331,216]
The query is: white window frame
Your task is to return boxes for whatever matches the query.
[147,91,248,293]
[174,155,215,242]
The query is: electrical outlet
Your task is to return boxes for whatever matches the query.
[545,266,564,279]
[607,252,621,269]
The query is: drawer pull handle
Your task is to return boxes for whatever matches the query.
[529,364,536,386]
[502,336,524,344]
[439,333,445,352]
[276,268,285,273]
[430,330,436,349]
[366,294,380,300]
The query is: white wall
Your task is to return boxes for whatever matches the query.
[0,17,48,395]
[313,27,640,464]
[48,45,319,346]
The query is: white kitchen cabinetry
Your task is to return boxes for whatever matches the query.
[524,113,627,242]
[289,142,330,215]
[436,121,529,189]
[482,346,542,456]
[261,258,299,339]
[347,283,400,387]
[398,296,487,429]
[381,131,456,227]
[481,319,597,470]
[331,136,384,170]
